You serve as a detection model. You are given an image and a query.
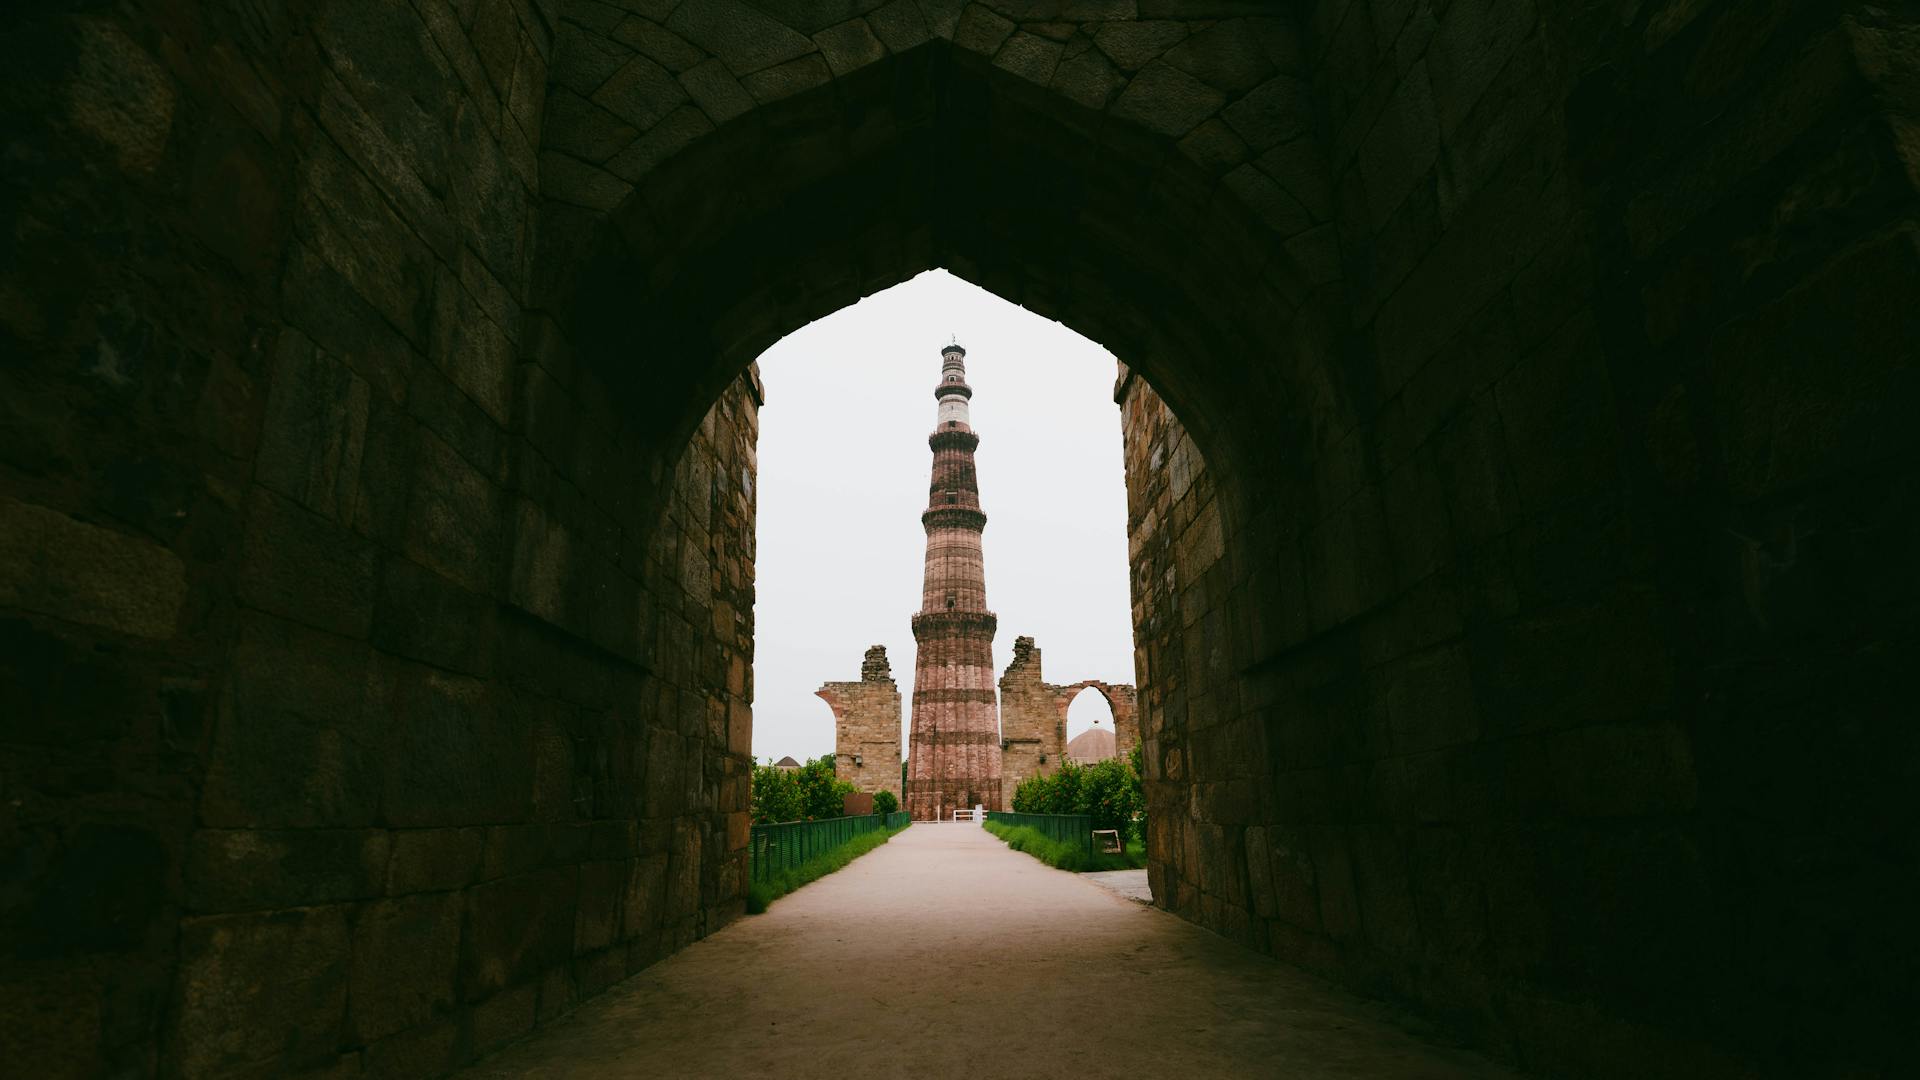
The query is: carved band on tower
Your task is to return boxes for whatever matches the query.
[904,341,1003,819]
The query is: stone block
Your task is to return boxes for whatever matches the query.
[387,827,485,894]
[294,134,434,347]
[362,1018,458,1080]
[606,104,715,180]
[1307,826,1360,940]
[812,18,884,77]
[575,860,626,951]
[1431,394,1518,549]
[239,486,378,639]
[480,824,548,881]
[0,497,186,641]
[538,965,578,1024]
[592,53,686,130]
[1092,20,1186,72]
[678,57,756,125]
[741,53,832,104]
[201,614,383,828]
[461,868,577,1001]
[1382,643,1478,755]
[575,945,627,996]
[467,980,538,1054]
[186,829,388,913]
[167,908,350,1077]
[552,22,634,97]
[1409,825,1488,961]
[348,892,462,1042]
[952,4,1015,57]
[1348,824,1418,957]
[255,331,370,525]
[667,0,816,76]
[1111,60,1225,138]
[1708,225,1920,503]
[614,15,706,72]
[379,659,531,827]
[994,31,1063,87]
[1356,61,1439,230]
[402,430,504,597]
[371,554,496,677]
[1164,18,1274,97]
[1549,724,1698,819]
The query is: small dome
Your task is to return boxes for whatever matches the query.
[1065,727,1117,764]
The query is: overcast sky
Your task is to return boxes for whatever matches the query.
[751,270,1133,764]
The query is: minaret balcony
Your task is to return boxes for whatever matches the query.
[921,506,987,530]
[928,428,980,451]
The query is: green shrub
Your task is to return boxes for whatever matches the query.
[750,754,860,824]
[750,762,801,824]
[983,820,1147,873]
[872,789,898,815]
[1008,753,1145,852]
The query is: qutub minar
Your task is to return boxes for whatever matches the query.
[903,339,1004,820]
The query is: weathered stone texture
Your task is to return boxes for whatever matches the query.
[4,2,1916,1077]
[997,635,1063,797]
[998,635,1138,797]
[819,645,903,802]
[0,2,754,1074]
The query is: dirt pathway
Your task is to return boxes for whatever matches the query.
[455,824,1516,1078]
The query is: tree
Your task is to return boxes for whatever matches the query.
[795,754,856,819]
[750,762,801,824]
[872,789,898,816]
[1007,753,1144,851]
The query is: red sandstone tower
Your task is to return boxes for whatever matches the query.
[904,340,1003,820]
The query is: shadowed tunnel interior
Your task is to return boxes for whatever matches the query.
[2,2,1916,1078]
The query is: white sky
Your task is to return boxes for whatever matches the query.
[751,270,1132,764]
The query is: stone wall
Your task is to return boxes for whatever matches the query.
[998,635,1139,803]
[4,2,1916,1078]
[819,645,903,803]
[1051,681,1139,763]
[996,635,1062,802]
[0,4,754,1075]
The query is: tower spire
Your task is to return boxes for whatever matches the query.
[904,336,1001,820]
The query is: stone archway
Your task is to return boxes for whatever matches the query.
[1052,679,1139,762]
[4,3,1915,1078]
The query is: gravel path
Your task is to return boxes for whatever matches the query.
[455,823,1517,1079]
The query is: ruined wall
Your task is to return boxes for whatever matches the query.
[999,636,1138,802]
[1051,681,1139,763]
[996,636,1062,802]
[0,4,752,1075]
[819,645,903,802]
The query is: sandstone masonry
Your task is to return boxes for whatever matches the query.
[998,635,1138,800]
[817,645,902,803]
[904,342,1002,819]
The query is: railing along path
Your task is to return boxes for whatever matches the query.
[984,810,1094,861]
[748,811,911,882]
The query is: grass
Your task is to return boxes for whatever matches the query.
[983,820,1148,872]
[745,821,911,913]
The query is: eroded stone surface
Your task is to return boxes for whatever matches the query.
[3,2,1915,1077]
[818,645,903,803]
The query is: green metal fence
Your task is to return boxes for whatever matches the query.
[884,810,911,830]
[749,813,897,882]
[984,810,1092,860]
